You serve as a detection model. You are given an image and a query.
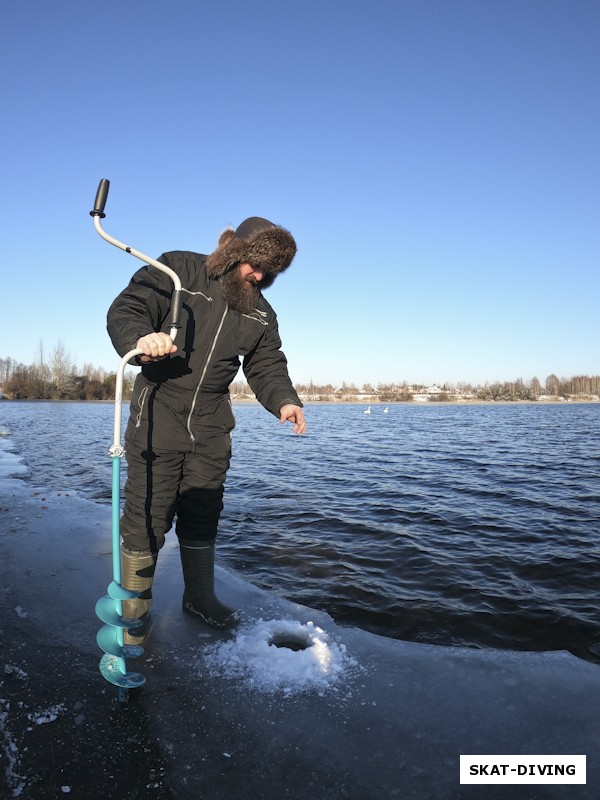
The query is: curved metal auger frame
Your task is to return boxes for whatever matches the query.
[90,179,182,704]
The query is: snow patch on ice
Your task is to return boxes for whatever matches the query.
[201,618,361,696]
[1,697,25,798]
[28,703,66,726]
[4,665,28,679]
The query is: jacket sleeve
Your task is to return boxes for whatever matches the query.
[106,253,178,358]
[242,314,302,416]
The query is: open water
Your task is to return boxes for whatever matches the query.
[1,400,599,662]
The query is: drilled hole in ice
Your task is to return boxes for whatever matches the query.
[268,632,313,651]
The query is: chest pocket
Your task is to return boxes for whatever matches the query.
[230,311,268,355]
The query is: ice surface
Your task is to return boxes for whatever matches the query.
[1,470,599,799]
[0,433,28,478]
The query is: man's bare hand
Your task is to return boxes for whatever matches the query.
[136,332,177,363]
[279,404,306,435]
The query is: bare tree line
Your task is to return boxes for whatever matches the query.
[0,343,134,400]
[235,375,600,402]
[1,347,598,402]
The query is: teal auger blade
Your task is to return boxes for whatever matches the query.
[97,624,144,659]
[99,653,146,689]
[107,580,141,601]
[95,595,144,629]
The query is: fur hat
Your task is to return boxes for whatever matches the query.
[205,216,296,289]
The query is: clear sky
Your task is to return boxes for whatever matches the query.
[2,0,598,388]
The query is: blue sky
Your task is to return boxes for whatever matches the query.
[2,0,598,387]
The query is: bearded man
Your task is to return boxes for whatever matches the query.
[107,217,305,642]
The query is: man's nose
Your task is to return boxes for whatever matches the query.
[253,268,265,282]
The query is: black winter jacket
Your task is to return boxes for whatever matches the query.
[107,251,302,439]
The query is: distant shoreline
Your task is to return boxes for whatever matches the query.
[235,397,600,406]
[1,397,598,406]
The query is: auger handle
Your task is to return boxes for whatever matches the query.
[90,179,183,303]
[170,289,182,332]
[90,179,110,218]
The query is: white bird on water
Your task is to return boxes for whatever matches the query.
[364,406,371,414]
[384,407,389,413]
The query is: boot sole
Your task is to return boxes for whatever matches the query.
[182,600,239,630]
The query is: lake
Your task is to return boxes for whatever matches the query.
[1,400,599,661]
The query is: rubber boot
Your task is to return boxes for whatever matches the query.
[120,545,157,645]
[179,540,239,629]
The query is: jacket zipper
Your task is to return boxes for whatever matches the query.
[242,308,268,326]
[135,386,149,428]
[186,305,228,441]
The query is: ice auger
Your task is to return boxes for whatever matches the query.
[90,179,182,703]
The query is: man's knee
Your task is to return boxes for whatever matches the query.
[176,486,224,541]
[121,503,174,552]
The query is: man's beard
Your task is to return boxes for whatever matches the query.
[219,268,261,314]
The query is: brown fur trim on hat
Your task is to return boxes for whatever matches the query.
[205,218,296,289]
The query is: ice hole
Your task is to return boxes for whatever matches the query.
[269,631,313,651]
[201,618,361,694]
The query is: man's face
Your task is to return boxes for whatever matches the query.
[219,261,263,313]
[239,261,265,286]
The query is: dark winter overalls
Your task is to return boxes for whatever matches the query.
[106,249,302,632]
[107,250,302,554]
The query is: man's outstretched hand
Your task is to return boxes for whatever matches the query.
[279,404,306,435]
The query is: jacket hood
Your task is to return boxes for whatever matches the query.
[205,216,296,289]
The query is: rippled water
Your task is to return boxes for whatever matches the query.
[1,400,599,661]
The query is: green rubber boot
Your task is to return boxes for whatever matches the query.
[120,545,157,645]
[179,540,239,629]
